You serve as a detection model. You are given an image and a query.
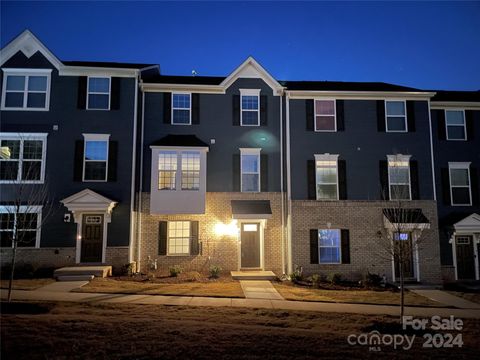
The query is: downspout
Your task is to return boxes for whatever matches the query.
[427,99,437,201]
[285,91,293,275]
[279,91,285,276]
[136,84,146,272]
[128,73,139,264]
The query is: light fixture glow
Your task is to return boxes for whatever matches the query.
[215,220,239,237]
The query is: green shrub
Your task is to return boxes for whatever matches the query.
[327,272,342,285]
[311,274,321,288]
[363,271,383,287]
[169,265,183,277]
[290,265,303,282]
[209,265,222,278]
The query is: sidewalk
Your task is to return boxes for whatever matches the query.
[239,280,284,300]
[2,287,480,319]
[410,289,480,309]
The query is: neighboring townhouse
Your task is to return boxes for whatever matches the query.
[430,90,480,281]
[0,30,159,271]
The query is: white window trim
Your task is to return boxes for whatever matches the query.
[240,89,260,127]
[385,100,408,133]
[318,229,342,264]
[180,151,200,191]
[1,68,52,111]
[158,150,178,191]
[314,98,337,132]
[171,92,192,125]
[0,205,42,248]
[82,133,110,182]
[387,154,412,201]
[167,220,191,256]
[314,153,339,201]
[0,132,48,184]
[445,109,467,141]
[240,147,261,193]
[86,76,111,111]
[448,162,472,206]
[157,149,202,192]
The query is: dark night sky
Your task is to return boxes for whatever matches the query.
[1,1,479,90]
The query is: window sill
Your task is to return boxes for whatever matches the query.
[166,254,191,257]
[0,180,44,184]
[1,107,49,111]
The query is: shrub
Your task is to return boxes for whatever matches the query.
[363,271,383,287]
[209,265,222,279]
[327,272,342,285]
[311,274,321,288]
[290,265,303,282]
[169,265,183,277]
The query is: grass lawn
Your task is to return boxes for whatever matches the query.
[274,282,444,307]
[75,277,245,298]
[2,301,479,359]
[0,279,55,290]
[447,291,480,305]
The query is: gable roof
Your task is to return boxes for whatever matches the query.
[62,60,157,70]
[151,134,209,148]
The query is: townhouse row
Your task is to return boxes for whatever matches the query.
[1,30,479,283]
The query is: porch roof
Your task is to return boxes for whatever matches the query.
[231,200,272,219]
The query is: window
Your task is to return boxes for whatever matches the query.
[158,151,177,190]
[315,154,338,200]
[240,89,260,126]
[318,229,341,264]
[168,221,190,255]
[388,155,411,200]
[172,93,191,124]
[385,100,407,132]
[240,148,260,192]
[181,151,200,190]
[0,133,47,183]
[0,206,41,248]
[449,163,471,206]
[1,70,51,110]
[314,100,336,131]
[83,134,109,181]
[87,77,110,110]
[445,110,466,140]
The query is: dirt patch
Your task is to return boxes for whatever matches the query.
[446,291,480,305]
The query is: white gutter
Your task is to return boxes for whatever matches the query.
[427,100,437,201]
[287,90,436,100]
[285,92,293,275]
[279,93,285,276]
[128,72,139,263]
[136,85,146,272]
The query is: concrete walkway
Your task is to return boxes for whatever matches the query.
[36,281,89,293]
[410,289,480,309]
[239,280,284,300]
[2,288,480,319]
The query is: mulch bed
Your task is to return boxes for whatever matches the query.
[111,271,236,284]
[290,279,399,292]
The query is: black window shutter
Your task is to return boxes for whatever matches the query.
[441,168,451,205]
[437,110,446,140]
[470,167,479,205]
[406,101,416,132]
[338,160,347,200]
[306,99,314,131]
[163,93,172,124]
[190,221,199,255]
[107,141,118,182]
[307,160,316,199]
[465,110,474,141]
[110,77,120,110]
[158,221,167,255]
[232,95,240,126]
[260,95,268,126]
[192,93,200,124]
[410,160,420,200]
[232,154,240,191]
[379,160,389,200]
[73,140,84,181]
[336,100,345,131]
[77,76,87,109]
[310,229,319,264]
[260,154,268,192]
[341,229,350,264]
[377,100,386,132]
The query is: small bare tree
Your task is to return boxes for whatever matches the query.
[0,137,53,302]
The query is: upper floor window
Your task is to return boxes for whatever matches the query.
[158,151,177,190]
[315,100,336,131]
[445,110,466,141]
[158,150,201,191]
[385,100,407,132]
[240,148,260,192]
[83,134,109,181]
[0,133,47,183]
[449,163,471,206]
[87,77,110,110]
[0,206,42,248]
[181,151,200,190]
[240,89,260,126]
[387,154,411,200]
[315,154,338,200]
[1,69,51,111]
[172,93,191,125]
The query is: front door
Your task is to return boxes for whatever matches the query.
[81,214,104,263]
[456,236,475,280]
[394,232,415,280]
[241,223,261,268]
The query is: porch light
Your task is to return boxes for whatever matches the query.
[215,220,239,237]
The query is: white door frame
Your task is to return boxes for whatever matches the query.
[450,232,480,281]
[73,211,111,264]
[237,219,265,270]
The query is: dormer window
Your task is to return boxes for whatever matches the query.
[1,69,51,111]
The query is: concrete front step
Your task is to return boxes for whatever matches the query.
[54,266,112,279]
[56,275,94,282]
[231,271,277,280]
